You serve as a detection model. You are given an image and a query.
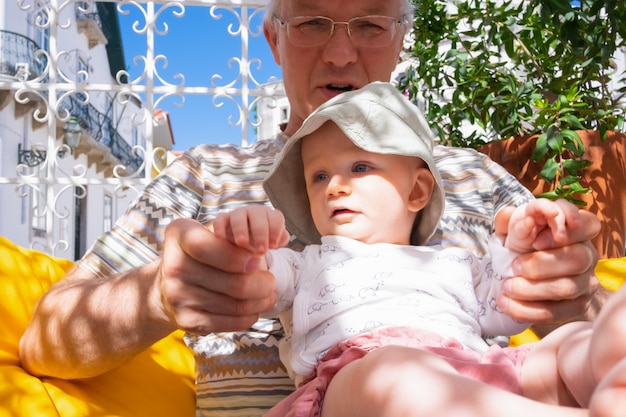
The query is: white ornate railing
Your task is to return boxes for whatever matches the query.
[0,0,285,258]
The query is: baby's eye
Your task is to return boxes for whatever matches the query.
[313,172,328,182]
[353,163,371,173]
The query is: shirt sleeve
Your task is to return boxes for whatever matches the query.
[431,146,534,257]
[264,248,300,317]
[76,151,207,277]
[473,235,530,337]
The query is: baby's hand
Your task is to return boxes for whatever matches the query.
[505,199,581,253]
[213,205,290,254]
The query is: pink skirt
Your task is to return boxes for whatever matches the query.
[263,327,532,417]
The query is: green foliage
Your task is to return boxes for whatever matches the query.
[398,0,626,204]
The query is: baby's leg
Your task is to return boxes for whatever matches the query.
[522,321,593,406]
[546,285,626,409]
[589,284,626,380]
[321,345,586,417]
[589,357,626,417]
[587,286,626,416]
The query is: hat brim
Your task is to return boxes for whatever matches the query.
[264,82,445,246]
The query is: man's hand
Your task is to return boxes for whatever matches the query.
[158,216,284,336]
[494,200,602,334]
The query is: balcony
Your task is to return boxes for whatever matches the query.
[75,3,107,49]
[0,30,46,81]
[0,30,47,116]
[61,94,144,175]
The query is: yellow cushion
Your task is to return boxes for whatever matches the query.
[595,256,626,291]
[510,256,626,347]
[0,236,195,417]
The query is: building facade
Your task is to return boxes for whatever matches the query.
[0,1,173,258]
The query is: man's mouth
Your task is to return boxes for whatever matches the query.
[326,84,354,92]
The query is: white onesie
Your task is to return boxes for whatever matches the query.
[264,235,527,384]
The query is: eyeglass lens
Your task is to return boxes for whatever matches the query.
[282,16,400,47]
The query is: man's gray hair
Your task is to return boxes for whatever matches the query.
[264,0,415,24]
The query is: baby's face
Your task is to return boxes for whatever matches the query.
[301,122,428,245]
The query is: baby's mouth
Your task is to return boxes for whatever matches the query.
[332,208,353,217]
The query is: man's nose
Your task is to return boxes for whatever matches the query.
[321,23,358,67]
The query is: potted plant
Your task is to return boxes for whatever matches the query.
[398,0,626,258]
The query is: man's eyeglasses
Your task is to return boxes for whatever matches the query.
[273,15,407,48]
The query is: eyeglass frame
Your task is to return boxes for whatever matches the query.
[272,15,409,48]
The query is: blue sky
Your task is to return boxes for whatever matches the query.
[117,5,282,150]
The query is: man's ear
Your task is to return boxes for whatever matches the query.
[263,19,281,65]
[408,167,435,213]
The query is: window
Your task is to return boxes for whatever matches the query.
[280,106,289,123]
[77,56,89,83]
[132,126,139,147]
[33,6,50,52]
[103,194,113,232]
[27,1,50,80]
[31,184,47,237]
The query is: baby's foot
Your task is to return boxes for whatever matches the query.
[590,357,626,417]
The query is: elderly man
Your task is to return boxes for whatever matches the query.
[21,0,599,400]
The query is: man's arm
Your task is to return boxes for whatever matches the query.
[19,260,171,379]
[19,218,277,379]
